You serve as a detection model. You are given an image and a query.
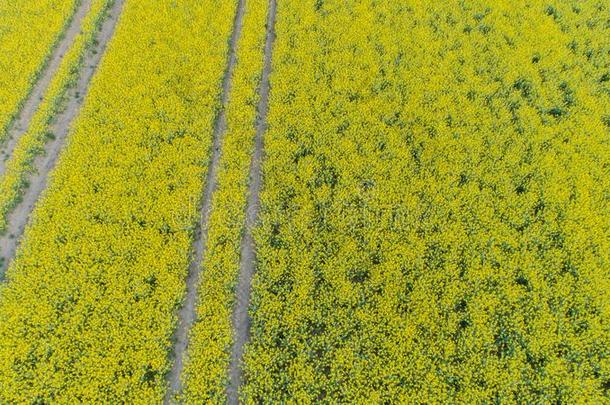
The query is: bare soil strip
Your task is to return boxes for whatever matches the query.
[227,0,277,402]
[163,1,247,402]
[0,0,125,278]
[0,0,92,177]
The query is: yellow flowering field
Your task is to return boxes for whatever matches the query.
[0,0,79,143]
[0,0,237,401]
[0,0,608,402]
[243,0,609,402]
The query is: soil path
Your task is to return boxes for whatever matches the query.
[0,0,92,176]
[227,0,277,402]
[163,1,247,402]
[0,0,125,278]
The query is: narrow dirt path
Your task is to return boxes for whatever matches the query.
[0,0,92,177]
[0,0,125,278]
[227,0,277,402]
[163,1,247,403]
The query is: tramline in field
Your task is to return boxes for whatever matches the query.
[0,0,79,147]
[0,0,120,277]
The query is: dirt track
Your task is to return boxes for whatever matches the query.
[0,0,92,177]
[227,0,277,402]
[163,1,247,402]
[0,0,125,278]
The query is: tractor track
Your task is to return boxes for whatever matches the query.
[163,0,247,402]
[227,0,277,402]
[0,0,92,177]
[0,0,125,277]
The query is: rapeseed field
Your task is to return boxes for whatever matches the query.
[0,0,607,402]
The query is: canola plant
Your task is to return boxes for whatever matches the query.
[243,0,610,402]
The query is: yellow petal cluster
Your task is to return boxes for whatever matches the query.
[0,0,237,401]
[243,0,610,402]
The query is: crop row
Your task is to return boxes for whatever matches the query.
[0,0,79,144]
[243,0,609,402]
[0,0,115,234]
[181,0,270,401]
[0,0,238,401]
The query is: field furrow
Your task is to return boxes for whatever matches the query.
[178,0,277,402]
[0,0,86,170]
[0,0,120,277]
[163,0,247,402]
[229,0,277,401]
[0,0,80,148]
